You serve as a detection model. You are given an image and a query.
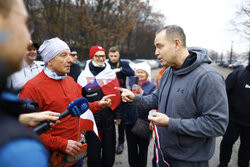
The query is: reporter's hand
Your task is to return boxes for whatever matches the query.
[19,111,60,127]
[115,87,135,102]
[148,112,169,127]
[65,140,83,156]
[98,94,116,109]
[115,119,122,125]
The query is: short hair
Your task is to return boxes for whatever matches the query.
[0,0,15,17]
[156,25,186,48]
[109,46,119,53]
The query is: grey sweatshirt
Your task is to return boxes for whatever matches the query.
[134,48,228,162]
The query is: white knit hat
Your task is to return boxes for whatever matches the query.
[38,37,70,64]
[135,62,151,79]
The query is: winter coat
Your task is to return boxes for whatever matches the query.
[225,65,250,126]
[133,48,229,162]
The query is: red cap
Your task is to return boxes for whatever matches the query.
[89,45,106,59]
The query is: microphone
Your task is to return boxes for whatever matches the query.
[33,97,89,135]
[22,102,39,113]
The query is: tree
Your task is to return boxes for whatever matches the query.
[231,0,250,40]
[24,0,165,60]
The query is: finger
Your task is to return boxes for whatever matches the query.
[107,102,112,107]
[49,122,55,126]
[148,115,156,121]
[71,149,78,156]
[124,96,132,102]
[152,112,161,117]
[103,94,116,99]
[45,111,60,115]
[73,145,81,153]
[122,96,129,102]
[47,115,60,121]
[75,142,83,148]
[114,87,125,92]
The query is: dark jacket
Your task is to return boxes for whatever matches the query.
[123,76,155,125]
[108,60,134,88]
[0,92,48,166]
[133,48,228,162]
[225,65,250,126]
[68,63,82,82]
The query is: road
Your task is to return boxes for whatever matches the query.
[84,64,240,167]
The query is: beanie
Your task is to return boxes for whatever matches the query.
[89,45,105,59]
[135,62,151,79]
[38,37,69,64]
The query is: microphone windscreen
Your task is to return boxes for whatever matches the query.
[67,97,89,117]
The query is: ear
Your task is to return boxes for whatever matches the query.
[47,61,52,66]
[174,39,181,51]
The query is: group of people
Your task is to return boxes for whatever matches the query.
[0,0,249,167]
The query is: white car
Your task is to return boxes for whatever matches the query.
[34,60,45,67]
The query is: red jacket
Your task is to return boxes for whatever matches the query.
[19,71,101,152]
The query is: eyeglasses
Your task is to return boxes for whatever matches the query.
[94,54,106,59]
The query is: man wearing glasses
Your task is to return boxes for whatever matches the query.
[7,40,42,91]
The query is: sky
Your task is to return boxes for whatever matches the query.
[150,0,249,55]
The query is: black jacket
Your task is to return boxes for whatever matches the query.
[108,60,134,88]
[226,65,250,126]
[68,63,82,82]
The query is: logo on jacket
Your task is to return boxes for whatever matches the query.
[245,84,250,89]
[177,88,185,94]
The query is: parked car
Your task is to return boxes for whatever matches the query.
[34,60,45,67]
[120,59,136,70]
[147,59,159,69]
[76,60,86,70]
[133,59,148,64]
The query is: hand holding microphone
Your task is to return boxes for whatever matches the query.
[33,97,89,135]
[19,111,60,127]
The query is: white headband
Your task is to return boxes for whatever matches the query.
[38,37,69,64]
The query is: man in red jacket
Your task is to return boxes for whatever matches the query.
[20,37,113,167]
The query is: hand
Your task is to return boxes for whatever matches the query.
[113,68,122,73]
[98,94,116,109]
[115,87,135,102]
[115,119,122,125]
[148,112,169,127]
[65,140,83,156]
[149,121,153,130]
[19,111,60,127]
[132,84,143,94]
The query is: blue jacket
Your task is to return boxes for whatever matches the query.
[0,112,49,167]
[133,48,228,162]
[123,76,155,125]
